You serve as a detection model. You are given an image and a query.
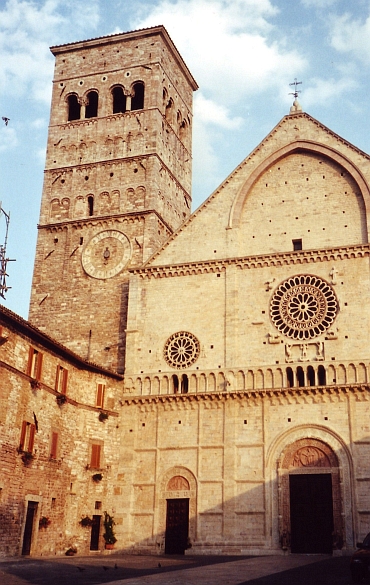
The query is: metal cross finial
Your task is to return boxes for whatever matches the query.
[289,78,302,99]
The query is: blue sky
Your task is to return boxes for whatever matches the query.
[1,0,370,318]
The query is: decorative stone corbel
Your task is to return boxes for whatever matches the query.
[265,277,276,291]
[329,266,339,285]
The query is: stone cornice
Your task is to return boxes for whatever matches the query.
[122,384,370,407]
[132,244,370,278]
[50,26,198,91]
[38,209,174,234]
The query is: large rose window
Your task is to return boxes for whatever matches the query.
[270,275,338,340]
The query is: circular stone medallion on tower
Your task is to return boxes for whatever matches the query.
[164,331,200,369]
[270,274,338,340]
[82,230,131,279]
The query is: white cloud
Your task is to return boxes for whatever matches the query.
[131,0,307,191]
[329,11,370,63]
[301,0,338,7]
[31,118,47,129]
[132,0,305,104]
[0,125,18,152]
[301,76,358,109]
[0,0,100,105]
[194,93,243,129]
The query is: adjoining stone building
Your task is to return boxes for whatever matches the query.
[1,25,370,557]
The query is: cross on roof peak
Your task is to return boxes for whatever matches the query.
[289,78,302,99]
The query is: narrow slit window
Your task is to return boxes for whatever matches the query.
[88,195,94,216]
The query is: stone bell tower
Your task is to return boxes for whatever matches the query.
[29,26,198,372]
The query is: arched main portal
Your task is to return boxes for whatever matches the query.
[279,438,342,554]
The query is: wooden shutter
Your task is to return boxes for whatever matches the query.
[61,369,68,395]
[50,432,58,459]
[26,347,34,376]
[96,384,105,408]
[19,421,27,450]
[28,424,36,453]
[55,365,61,391]
[90,444,101,468]
[36,352,43,381]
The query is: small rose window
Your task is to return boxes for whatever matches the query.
[163,331,200,369]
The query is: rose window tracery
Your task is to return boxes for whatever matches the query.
[270,275,338,340]
[164,331,200,369]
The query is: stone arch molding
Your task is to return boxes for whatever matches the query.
[154,466,197,550]
[266,425,354,551]
[228,140,370,240]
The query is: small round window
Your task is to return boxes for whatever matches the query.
[164,331,200,369]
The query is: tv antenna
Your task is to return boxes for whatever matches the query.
[0,202,16,299]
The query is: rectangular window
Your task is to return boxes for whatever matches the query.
[293,238,303,251]
[55,365,68,394]
[27,347,43,380]
[90,443,101,469]
[50,431,59,459]
[19,421,36,453]
[96,383,105,408]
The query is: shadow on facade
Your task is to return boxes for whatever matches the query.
[112,428,362,558]
[0,423,366,562]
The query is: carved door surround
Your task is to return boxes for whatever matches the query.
[154,466,197,552]
[278,438,342,552]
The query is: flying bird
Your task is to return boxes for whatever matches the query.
[2,117,10,126]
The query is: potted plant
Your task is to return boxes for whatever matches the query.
[39,516,51,529]
[103,511,117,549]
[65,545,77,556]
[79,516,94,527]
[98,411,108,422]
[56,394,67,406]
[21,451,34,465]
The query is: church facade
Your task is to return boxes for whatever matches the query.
[1,25,370,557]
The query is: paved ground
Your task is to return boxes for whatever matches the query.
[0,553,356,585]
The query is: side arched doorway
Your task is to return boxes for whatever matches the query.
[156,467,197,555]
[165,476,190,554]
[279,438,343,554]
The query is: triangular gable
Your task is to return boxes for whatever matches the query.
[140,111,370,269]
